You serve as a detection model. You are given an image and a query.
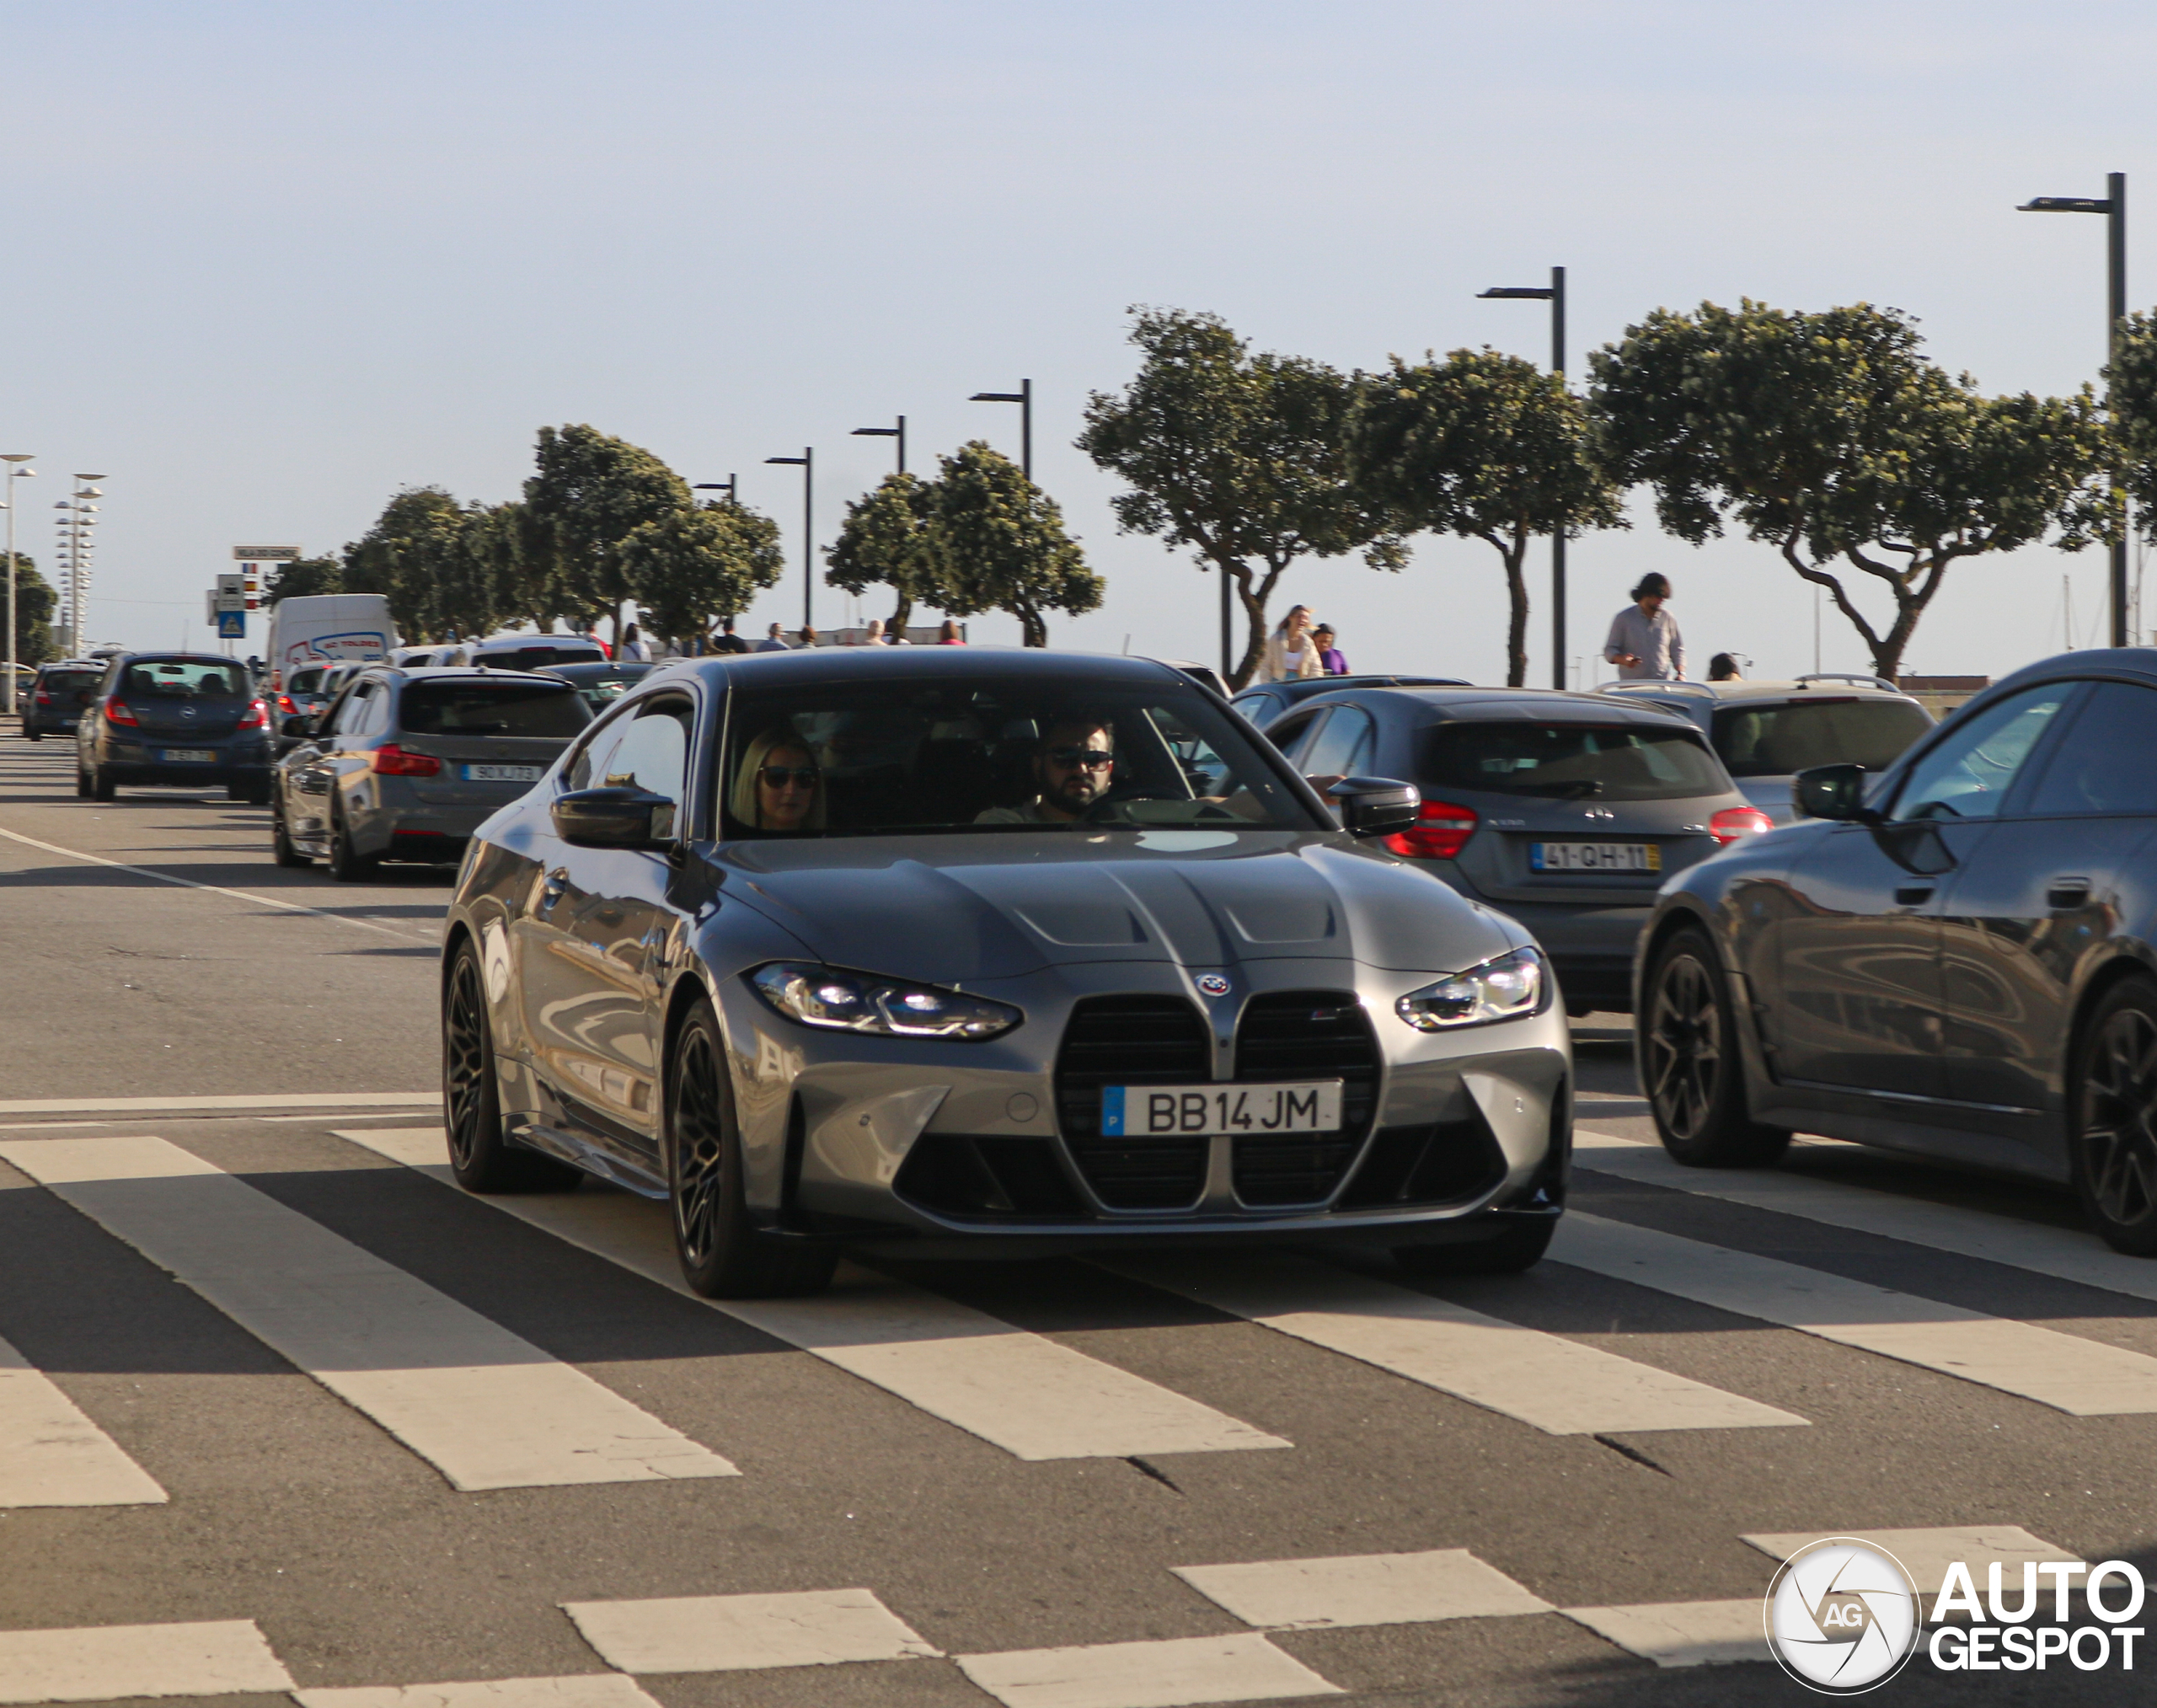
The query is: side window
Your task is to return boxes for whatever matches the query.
[324,682,368,736]
[1891,685,2077,822]
[1272,710,1329,766]
[2025,683,2157,816]
[1302,706,1375,778]
[602,700,693,798]
[565,706,636,792]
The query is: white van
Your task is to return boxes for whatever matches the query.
[265,595,397,691]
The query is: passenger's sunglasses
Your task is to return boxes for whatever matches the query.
[758,765,818,788]
[1046,747,1115,769]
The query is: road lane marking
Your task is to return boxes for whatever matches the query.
[339,1127,1290,1462]
[0,1619,292,1703]
[1175,1548,1551,1630]
[955,1633,1339,1708]
[0,1092,436,1117]
[0,1333,166,1507]
[1742,1527,2075,1595]
[0,1136,739,1491]
[1552,1212,2157,1415]
[1576,1128,2157,1306]
[298,1676,663,1708]
[562,1588,940,1673]
[1108,1251,1806,1435]
[1561,1601,1764,1668]
[0,824,433,940]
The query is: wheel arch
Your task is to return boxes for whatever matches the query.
[2064,949,2157,1109]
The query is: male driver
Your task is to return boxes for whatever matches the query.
[977,717,1115,823]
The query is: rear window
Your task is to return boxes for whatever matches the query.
[120,660,250,699]
[1711,697,1933,778]
[479,645,606,671]
[286,667,327,695]
[1423,720,1727,801]
[399,682,591,738]
[40,670,100,693]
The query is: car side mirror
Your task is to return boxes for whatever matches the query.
[281,715,313,740]
[553,785,678,849]
[1794,763,1872,822]
[1328,775,1421,837]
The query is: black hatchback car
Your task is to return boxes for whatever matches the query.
[1637,648,2157,1253]
[1264,686,1771,1013]
[74,653,275,803]
[20,661,104,740]
[1230,673,1468,731]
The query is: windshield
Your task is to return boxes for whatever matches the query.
[721,678,1315,836]
[1423,720,1727,801]
[399,681,591,737]
[120,660,250,699]
[1712,697,1932,778]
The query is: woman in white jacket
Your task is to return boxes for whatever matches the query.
[1260,605,1321,683]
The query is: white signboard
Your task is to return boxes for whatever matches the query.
[232,545,302,561]
[213,575,246,614]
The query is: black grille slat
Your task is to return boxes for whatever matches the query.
[1231,992,1379,1205]
[1055,996,1211,1209]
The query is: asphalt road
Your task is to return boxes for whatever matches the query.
[3,732,2154,1706]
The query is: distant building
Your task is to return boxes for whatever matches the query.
[1897,674,1989,719]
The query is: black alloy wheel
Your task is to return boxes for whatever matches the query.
[271,795,311,867]
[442,940,579,1193]
[1394,1218,1555,1276]
[2071,977,2157,1255]
[1642,927,1789,1168]
[327,799,377,882]
[667,997,836,1299]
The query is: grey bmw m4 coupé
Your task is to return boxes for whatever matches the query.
[440,649,1571,1296]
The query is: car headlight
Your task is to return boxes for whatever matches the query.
[749,962,1022,1041]
[1395,946,1548,1031]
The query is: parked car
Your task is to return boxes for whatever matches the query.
[540,660,660,710]
[20,661,105,740]
[438,647,1572,1297]
[1231,673,1469,731]
[1634,648,2157,1253]
[1264,685,1771,1014]
[272,667,591,878]
[1598,674,1934,824]
[74,654,274,803]
[471,635,607,672]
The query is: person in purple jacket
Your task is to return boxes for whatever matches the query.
[1312,624,1349,675]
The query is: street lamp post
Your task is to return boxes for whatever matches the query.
[2,456,35,715]
[764,449,814,632]
[851,416,906,474]
[691,476,737,503]
[55,476,104,659]
[968,380,1031,478]
[1479,269,1568,689]
[2020,174,2128,646]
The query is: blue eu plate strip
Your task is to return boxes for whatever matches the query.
[1100,1085,1126,1137]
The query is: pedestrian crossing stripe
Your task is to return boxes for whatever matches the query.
[0,1332,165,1508]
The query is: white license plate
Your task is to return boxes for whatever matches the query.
[158,748,217,764]
[463,763,541,783]
[1530,841,1662,873]
[1100,1080,1343,1138]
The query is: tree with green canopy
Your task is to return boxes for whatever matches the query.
[1590,300,2107,680]
[622,497,786,646]
[826,473,940,635]
[341,487,471,640]
[263,557,343,605]
[1349,349,1622,687]
[1078,307,1401,688]
[2105,309,2157,544]
[8,559,56,667]
[929,443,1101,648]
[523,424,692,644]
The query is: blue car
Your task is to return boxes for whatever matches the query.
[75,653,276,803]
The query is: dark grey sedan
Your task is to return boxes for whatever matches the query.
[272,667,590,879]
[1264,686,1772,1014]
[74,654,275,803]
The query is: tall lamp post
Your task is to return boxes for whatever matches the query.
[54,477,103,659]
[691,476,737,503]
[2,456,35,715]
[968,380,1031,477]
[1479,269,1568,688]
[851,416,906,474]
[2019,174,2129,646]
[764,449,814,633]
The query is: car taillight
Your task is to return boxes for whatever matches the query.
[371,743,442,777]
[1710,806,1774,846]
[34,691,51,705]
[276,693,297,714]
[1385,800,1477,859]
[238,699,269,730]
[104,699,138,726]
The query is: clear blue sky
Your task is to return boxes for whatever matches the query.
[6,0,2154,681]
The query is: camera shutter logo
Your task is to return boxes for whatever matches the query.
[1764,1537,1920,1693]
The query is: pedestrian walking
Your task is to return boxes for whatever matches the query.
[618,624,649,662]
[757,624,791,652]
[863,618,888,645]
[1260,605,1321,683]
[1603,575,1685,681]
[799,625,820,648]
[1312,624,1349,676]
[938,619,965,645]
[713,618,752,655]
[1708,652,1742,682]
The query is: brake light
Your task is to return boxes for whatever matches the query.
[34,691,51,705]
[371,743,442,777]
[276,693,297,715]
[238,699,269,730]
[1385,800,1477,859]
[1710,806,1774,846]
[104,699,138,726]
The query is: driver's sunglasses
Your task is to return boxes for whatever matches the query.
[1046,747,1115,770]
[758,765,818,788]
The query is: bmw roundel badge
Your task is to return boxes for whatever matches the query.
[1196,973,1231,997]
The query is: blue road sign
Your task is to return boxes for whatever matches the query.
[216,612,246,640]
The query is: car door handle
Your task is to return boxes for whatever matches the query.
[2047,876,2092,909]
[1893,884,1935,907]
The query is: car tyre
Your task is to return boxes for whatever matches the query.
[442,940,580,1193]
[1642,926,1790,1167]
[2069,976,2157,1256]
[24,731,39,742]
[90,765,115,801]
[74,763,92,799]
[666,996,837,1298]
[270,796,312,867]
[327,799,377,882]
[1394,1217,1555,1276]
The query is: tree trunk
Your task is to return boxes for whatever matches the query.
[889,592,913,639]
[1228,561,1279,691]
[1491,530,1531,688]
